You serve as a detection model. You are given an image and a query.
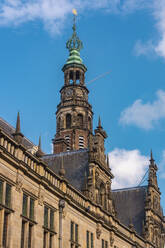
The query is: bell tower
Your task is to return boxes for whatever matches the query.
[53,13,93,154]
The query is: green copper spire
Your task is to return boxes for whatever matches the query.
[66,11,83,65]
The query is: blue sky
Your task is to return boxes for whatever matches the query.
[0,0,165,211]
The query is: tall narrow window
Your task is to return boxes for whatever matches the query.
[29,198,34,220]
[21,221,25,248]
[66,114,72,129]
[69,71,74,83]
[76,71,80,83]
[21,194,35,248]
[86,230,94,248]
[79,136,84,149]
[3,212,9,247]
[28,224,33,248]
[0,181,12,248]
[22,194,28,217]
[86,231,89,248]
[5,183,11,208]
[57,117,61,131]
[65,135,71,151]
[70,221,80,248]
[43,205,56,248]
[77,114,83,128]
[0,180,3,204]
[70,221,74,241]
[91,233,94,248]
[102,239,108,248]
[44,206,48,228]
[50,209,54,231]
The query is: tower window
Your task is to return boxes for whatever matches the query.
[65,135,70,151]
[69,71,74,83]
[79,136,84,149]
[66,114,72,129]
[77,114,83,128]
[76,71,80,83]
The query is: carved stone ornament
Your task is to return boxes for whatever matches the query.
[38,185,44,206]
[109,231,114,246]
[96,223,102,239]
[16,170,23,192]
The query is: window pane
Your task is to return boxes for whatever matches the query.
[22,194,28,216]
[29,198,34,220]
[21,221,25,248]
[5,184,11,207]
[49,234,53,248]
[28,224,33,248]
[105,241,108,248]
[102,239,104,248]
[3,212,9,247]
[50,209,54,230]
[86,231,89,248]
[75,224,78,243]
[0,180,3,204]
[91,233,93,248]
[44,206,48,228]
[70,221,74,241]
[43,231,47,248]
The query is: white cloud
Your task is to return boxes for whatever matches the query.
[0,0,165,58]
[134,0,165,58]
[0,0,154,35]
[120,90,165,130]
[134,40,155,57]
[109,148,149,189]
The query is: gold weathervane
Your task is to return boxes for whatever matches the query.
[72,9,78,16]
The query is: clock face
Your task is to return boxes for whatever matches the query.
[65,88,73,98]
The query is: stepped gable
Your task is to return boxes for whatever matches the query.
[42,149,89,191]
[112,186,147,235]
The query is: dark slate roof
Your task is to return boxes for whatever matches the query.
[112,186,147,235]
[0,117,34,149]
[42,149,89,191]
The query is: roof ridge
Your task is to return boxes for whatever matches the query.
[112,185,147,192]
[0,116,35,147]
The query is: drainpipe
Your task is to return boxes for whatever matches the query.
[59,199,65,248]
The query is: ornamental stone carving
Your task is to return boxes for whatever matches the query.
[96,223,102,239]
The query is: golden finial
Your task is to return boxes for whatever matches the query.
[72,9,78,16]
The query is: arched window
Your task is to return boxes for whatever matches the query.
[77,114,83,128]
[76,70,80,83]
[57,117,61,131]
[69,71,73,83]
[66,114,71,129]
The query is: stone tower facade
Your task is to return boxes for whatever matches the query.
[53,17,93,153]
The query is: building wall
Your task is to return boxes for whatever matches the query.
[0,130,149,248]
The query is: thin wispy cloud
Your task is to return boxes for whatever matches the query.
[120,90,165,130]
[109,148,149,189]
